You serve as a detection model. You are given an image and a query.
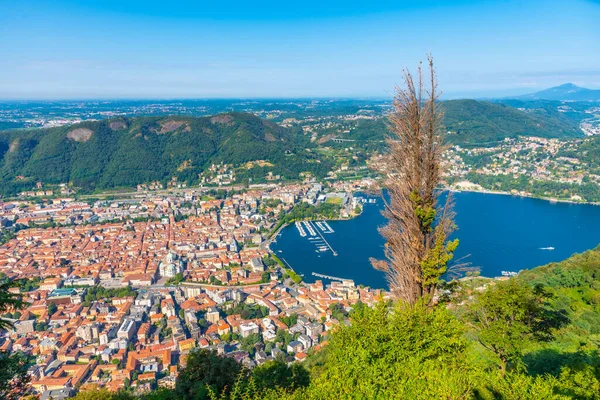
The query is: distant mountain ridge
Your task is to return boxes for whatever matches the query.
[509,83,600,102]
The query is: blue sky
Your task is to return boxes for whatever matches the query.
[0,0,599,99]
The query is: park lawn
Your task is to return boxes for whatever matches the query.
[326,197,343,205]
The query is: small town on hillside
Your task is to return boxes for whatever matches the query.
[442,136,600,202]
[0,178,389,399]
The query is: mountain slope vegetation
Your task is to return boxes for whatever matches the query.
[0,113,330,195]
[442,99,581,144]
[0,98,587,196]
[333,99,582,147]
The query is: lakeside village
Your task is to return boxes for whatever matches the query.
[0,178,390,399]
[441,136,600,202]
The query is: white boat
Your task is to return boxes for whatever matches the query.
[303,221,317,236]
[539,247,555,250]
[295,221,307,237]
[323,221,334,233]
[316,221,333,234]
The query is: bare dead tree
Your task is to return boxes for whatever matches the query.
[371,56,458,305]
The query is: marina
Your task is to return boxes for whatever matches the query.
[293,220,339,256]
[316,221,335,234]
[303,221,317,236]
[354,196,377,205]
[309,221,338,256]
[295,221,306,237]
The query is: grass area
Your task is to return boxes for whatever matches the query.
[270,253,302,284]
[326,196,343,205]
[268,219,286,239]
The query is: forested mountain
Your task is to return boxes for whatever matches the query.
[0,113,330,195]
[0,99,587,195]
[331,99,582,147]
[442,99,581,144]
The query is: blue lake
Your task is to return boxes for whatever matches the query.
[270,192,600,289]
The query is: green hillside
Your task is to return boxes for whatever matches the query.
[0,100,586,196]
[443,99,581,145]
[330,99,582,147]
[0,113,330,195]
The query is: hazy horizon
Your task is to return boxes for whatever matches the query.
[0,83,595,102]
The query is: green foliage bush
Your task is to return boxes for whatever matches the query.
[82,286,136,306]
[175,349,243,399]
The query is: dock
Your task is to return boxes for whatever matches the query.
[295,221,306,237]
[312,272,352,283]
[281,257,294,269]
[312,272,345,281]
[303,221,316,236]
[316,220,334,234]
[309,221,337,256]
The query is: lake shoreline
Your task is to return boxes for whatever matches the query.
[271,191,600,288]
[266,201,366,247]
[445,186,600,207]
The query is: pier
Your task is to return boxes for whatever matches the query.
[281,257,294,269]
[309,221,338,256]
[316,221,334,234]
[312,272,352,283]
[295,221,306,237]
[303,221,316,236]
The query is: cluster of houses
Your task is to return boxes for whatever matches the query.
[1,272,387,398]
[0,179,382,398]
[444,137,600,196]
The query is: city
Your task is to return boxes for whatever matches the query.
[0,178,385,397]
[1,0,600,398]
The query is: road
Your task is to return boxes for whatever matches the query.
[78,184,248,200]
